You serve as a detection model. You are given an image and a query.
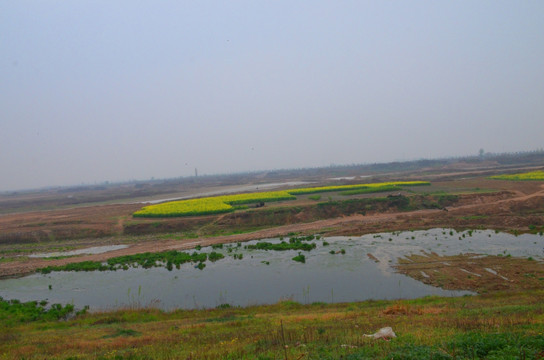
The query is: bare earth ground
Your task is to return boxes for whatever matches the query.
[395,252,544,293]
[1,176,543,293]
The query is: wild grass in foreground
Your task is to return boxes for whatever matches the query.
[0,297,84,326]
[1,290,543,359]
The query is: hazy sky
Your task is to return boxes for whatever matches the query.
[1,1,543,191]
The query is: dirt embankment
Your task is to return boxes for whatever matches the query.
[0,204,143,244]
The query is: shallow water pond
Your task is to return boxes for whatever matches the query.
[1,229,541,311]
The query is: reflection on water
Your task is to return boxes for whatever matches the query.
[28,245,128,258]
[1,229,542,311]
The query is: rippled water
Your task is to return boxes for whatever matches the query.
[1,229,542,311]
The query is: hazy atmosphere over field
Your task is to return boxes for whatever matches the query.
[1,1,543,191]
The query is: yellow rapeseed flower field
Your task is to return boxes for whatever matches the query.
[287,181,429,195]
[133,181,430,217]
[490,170,544,181]
[134,198,234,217]
[133,191,296,217]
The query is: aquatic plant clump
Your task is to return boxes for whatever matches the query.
[490,170,544,181]
[37,250,223,273]
[289,235,318,242]
[245,241,317,251]
[292,253,306,263]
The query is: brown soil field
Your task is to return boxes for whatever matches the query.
[395,253,544,293]
[1,174,543,289]
[0,203,144,244]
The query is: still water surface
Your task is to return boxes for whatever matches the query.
[1,229,541,311]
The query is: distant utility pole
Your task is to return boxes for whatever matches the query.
[195,168,198,177]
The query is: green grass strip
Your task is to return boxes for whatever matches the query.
[340,184,401,195]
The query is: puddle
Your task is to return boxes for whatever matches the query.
[459,268,482,277]
[484,267,497,275]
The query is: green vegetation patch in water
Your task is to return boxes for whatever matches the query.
[37,250,224,274]
[292,253,306,263]
[245,241,316,252]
